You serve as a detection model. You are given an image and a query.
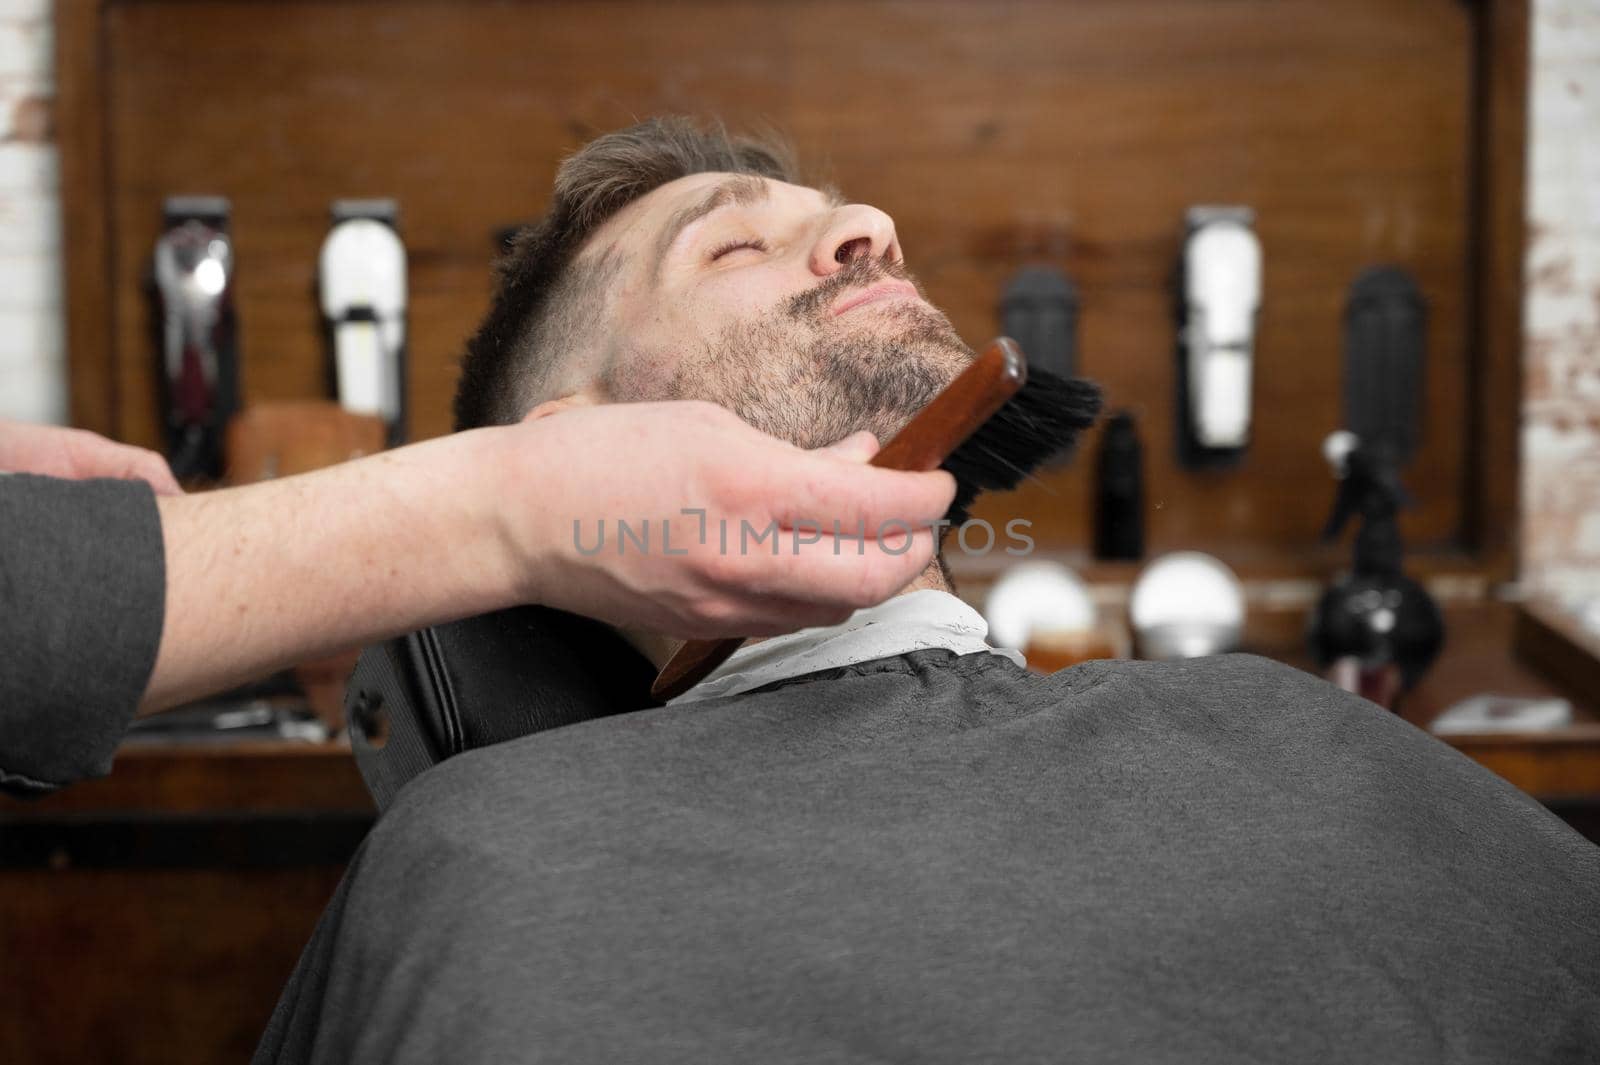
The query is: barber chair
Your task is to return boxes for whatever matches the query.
[344,607,658,810]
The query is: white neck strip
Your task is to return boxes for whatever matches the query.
[666,589,1026,705]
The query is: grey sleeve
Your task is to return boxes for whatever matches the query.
[1,473,167,796]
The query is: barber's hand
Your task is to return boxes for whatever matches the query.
[0,418,182,495]
[499,401,956,638]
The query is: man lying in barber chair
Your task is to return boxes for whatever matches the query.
[255,119,1599,1065]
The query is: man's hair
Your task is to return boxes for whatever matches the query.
[453,117,799,430]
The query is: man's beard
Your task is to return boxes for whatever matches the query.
[665,256,976,449]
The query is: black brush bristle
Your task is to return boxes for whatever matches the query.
[941,369,1103,525]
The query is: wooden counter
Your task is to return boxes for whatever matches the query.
[5,741,373,818]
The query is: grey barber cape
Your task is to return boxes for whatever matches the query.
[255,596,1600,1064]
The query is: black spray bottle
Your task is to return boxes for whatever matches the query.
[1094,410,1144,560]
[1308,434,1444,709]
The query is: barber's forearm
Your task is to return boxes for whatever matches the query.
[141,429,521,714]
[135,399,959,713]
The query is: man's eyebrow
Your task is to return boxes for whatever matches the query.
[649,175,773,280]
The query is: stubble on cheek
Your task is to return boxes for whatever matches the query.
[599,262,978,450]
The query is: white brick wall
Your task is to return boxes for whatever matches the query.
[0,0,61,424]
[1523,0,1600,599]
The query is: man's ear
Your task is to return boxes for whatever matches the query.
[524,392,600,422]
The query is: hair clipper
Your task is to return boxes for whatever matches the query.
[153,197,239,480]
[320,200,408,446]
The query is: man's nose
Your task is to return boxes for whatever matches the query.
[810,205,903,275]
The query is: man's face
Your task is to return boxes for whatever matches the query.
[580,172,976,449]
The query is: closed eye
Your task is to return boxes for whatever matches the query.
[708,237,769,262]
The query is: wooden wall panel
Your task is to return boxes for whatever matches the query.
[71,0,1508,571]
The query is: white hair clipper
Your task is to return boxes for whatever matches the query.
[319,200,407,445]
[1179,206,1261,467]
[154,196,238,480]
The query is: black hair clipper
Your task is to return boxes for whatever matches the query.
[153,196,239,480]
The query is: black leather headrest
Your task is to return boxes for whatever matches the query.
[344,605,658,810]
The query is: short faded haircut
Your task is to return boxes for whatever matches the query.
[453,117,798,430]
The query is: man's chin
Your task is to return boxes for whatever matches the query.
[808,315,974,446]
[699,296,977,450]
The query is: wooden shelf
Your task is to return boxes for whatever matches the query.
[3,600,1589,832]
[1440,727,1600,800]
[0,741,373,819]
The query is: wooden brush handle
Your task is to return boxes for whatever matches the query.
[650,339,1027,702]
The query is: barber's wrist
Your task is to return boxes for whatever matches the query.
[460,421,562,612]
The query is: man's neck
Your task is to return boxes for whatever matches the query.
[621,558,951,670]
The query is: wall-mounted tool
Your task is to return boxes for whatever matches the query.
[1342,266,1426,465]
[1000,265,1079,381]
[153,196,239,481]
[1094,409,1144,560]
[1177,206,1261,468]
[319,199,407,446]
